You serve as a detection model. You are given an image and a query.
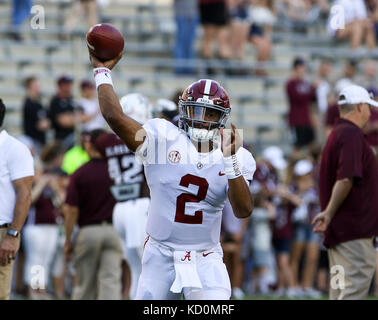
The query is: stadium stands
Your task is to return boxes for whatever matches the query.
[0,0,377,154]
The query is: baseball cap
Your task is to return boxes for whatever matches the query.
[338,85,378,107]
[294,159,313,176]
[262,146,287,171]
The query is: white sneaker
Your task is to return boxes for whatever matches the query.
[232,287,245,300]
[302,287,322,299]
[274,287,285,297]
[285,287,302,298]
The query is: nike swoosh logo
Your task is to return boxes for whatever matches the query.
[219,171,226,176]
[202,252,214,257]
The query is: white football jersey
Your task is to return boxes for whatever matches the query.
[136,118,256,250]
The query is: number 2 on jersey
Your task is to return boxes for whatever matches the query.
[175,174,209,224]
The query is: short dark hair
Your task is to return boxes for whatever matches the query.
[23,76,37,89]
[0,98,6,127]
[293,57,306,69]
[89,129,107,149]
[40,141,65,164]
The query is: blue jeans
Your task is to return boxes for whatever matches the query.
[12,0,32,28]
[174,16,199,74]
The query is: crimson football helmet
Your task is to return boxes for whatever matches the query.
[179,79,231,141]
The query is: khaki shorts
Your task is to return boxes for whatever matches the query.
[328,237,376,300]
[0,228,20,300]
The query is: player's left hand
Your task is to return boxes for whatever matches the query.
[220,123,242,157]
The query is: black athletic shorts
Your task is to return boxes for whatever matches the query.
[199,1,230,26]
[292,126,315,148]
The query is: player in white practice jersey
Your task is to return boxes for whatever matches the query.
[89,52,256,300]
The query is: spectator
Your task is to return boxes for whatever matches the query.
[48,75,78,146]
[155,98,179,124]
[64,129,123,300]
[78,80,105,132]
[362,89,378,158]
[271,184,299,298]
[173,0,199,74]
[278,0,323,32]
[23,142,67,299]
[199,0,231,75]
[248,0,277,75]
[63,0,98,38]
[22,76,50,151]
[289,160,321,298]
[315,58,333,114]
[366,0,378,42]
[285,57,317,153]
[228,0,250,73]
[324,99,339,137]
[9,0,33,41]
[61,132,90,176]
[334,59,358,94]
[248,195,275,295]
[327,0,376,49]
[0,99,34,300]
[360,59,377,92]
[313,85,378,299]
[325,60,359,136]
[221,200,248,299]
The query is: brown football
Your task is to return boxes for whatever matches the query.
[86,23,124,61]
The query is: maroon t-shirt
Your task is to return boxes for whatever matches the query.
[34,187,60,224]
[286,78,316,127]
[325,103,340,127]
[95,133,145,202]
[319,118,378,247]
[272,202,295,240]
[65,158,116,227]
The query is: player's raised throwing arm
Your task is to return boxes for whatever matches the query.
[221,124,254,218]
[89,53,146,152]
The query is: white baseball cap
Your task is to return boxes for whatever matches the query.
[294,159,313,177]
[262,146,287,171]
[338,85,378,107]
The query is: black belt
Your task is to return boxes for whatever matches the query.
[0,223,10,229]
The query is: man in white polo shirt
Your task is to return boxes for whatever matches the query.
[0,99,34,300]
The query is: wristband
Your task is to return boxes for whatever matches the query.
[223,154,242,180]
[93,67,113,89]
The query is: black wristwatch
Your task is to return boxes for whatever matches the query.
[7,229,19,238]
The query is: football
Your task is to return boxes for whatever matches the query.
[86,23,124,61]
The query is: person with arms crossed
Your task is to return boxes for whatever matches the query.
[89,52,255,300]
[0,99,34,300]
[312,85,378,300]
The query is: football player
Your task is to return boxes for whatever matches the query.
[89,52,256,300]
[94,93,152,299]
